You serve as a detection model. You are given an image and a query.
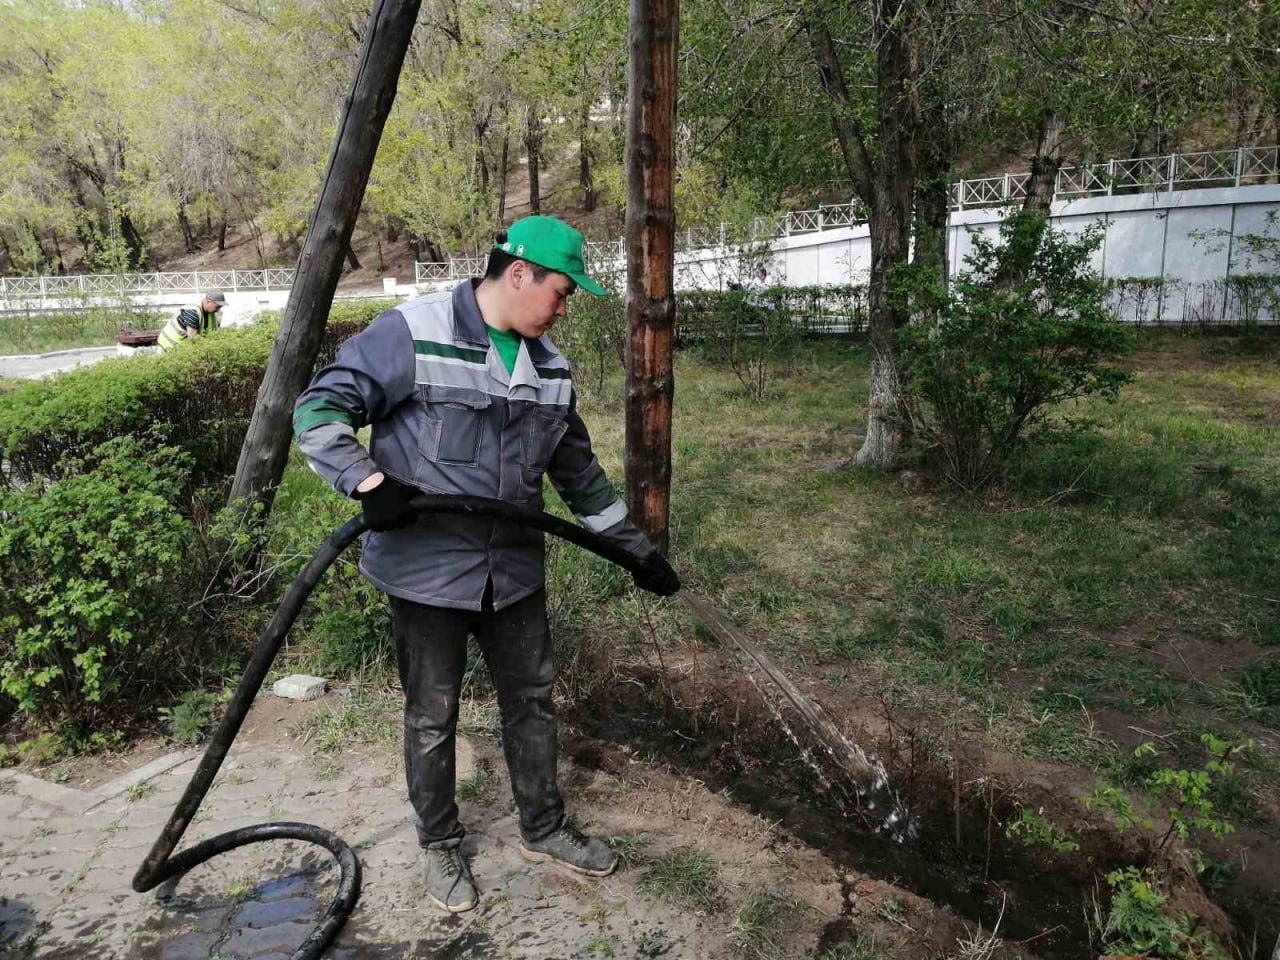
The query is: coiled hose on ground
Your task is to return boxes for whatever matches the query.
[132,495,650,960]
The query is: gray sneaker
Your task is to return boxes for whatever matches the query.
[520,824,617,877]
[424,843,478,913]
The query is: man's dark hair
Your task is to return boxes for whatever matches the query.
[485,231,551,282]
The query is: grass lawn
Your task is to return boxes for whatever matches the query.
[556,331,1278,794]
[0,303,164,354]
[270,329,1279,790]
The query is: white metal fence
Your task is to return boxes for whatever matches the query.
[6,144,1279,298]
[0,267,294,299]
[953,146,1280,208]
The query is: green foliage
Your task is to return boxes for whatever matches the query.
[0,322,273,486]
[1095,867,1229,960]
[897,213,1137,488]
[1005,806,1080,853]
[681,285,864,402]
[687,289,801,402]
[556,288,627,396]
[1083,736,1248,856]
[159,689,221,744]
[0,436,202,730]
[0,306,388,489]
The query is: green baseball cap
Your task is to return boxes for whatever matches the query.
[494,215,607,296]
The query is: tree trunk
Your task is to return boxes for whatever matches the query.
[119,212,145,269]
[580,97,597,212]
[227,0,423,517]
[624,0,679,552]
[27,226,50,272]
[526,106,542,215]
[1022,109,1064,216]
[476,120,490,196]
[344,240,362,270]
[50,229,66,274]
[498,133,510,222]
[178,204,196,253]
[218,217,229,252]
[853,0,915,469]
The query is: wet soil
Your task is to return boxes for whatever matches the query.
[564,656,1269,959]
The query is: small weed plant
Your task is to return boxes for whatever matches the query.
[639,845,722,912]
[1093,867,1229,960]
[1004,806,1080,853]
[159,689,221,744]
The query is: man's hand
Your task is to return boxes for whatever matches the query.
[355,474,418,531]
[632,551,681,597]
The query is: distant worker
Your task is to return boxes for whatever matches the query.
[157,289,225,352]
[745,266,771,308]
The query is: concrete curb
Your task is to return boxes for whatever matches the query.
[0,749,197,813]
[0,345,117,361]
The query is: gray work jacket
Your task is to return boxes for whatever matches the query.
[293,281,652,611]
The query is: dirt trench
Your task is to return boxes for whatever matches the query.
[562,651,1261,960]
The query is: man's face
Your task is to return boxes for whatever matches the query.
[509,263,573,339]
[203,298,222,313]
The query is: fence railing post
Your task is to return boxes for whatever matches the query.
[1234,147,1243,187]
[1107,159,1115,195]
[1167,154,1176,192]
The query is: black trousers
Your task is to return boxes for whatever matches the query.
[390,587,564,847]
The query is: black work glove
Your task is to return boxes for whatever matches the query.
[355,475,418,531]
[632,551,681,597]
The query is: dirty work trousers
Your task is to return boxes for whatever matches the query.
[390,587,563,847]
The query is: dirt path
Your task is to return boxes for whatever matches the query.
[0,691,869,959]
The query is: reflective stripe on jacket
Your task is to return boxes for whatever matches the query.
[157,303,218,352]
[292,280,652,611]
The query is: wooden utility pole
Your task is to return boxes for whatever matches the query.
[227,0,421,515]
[623,0,679,553]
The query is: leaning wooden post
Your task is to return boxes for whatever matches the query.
[623,0,679,553]
[227,0,421,516]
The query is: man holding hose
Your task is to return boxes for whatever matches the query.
[293,215,679,913]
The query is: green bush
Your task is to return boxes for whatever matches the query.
[898,213,1137,488]
[0,436,207,732]
[677,284,867,341]
[0,323,274,487]
[262,460,395,677]
[0,299,394,488]
[557,290,627,395]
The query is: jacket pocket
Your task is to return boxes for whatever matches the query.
[419,386,491,466]
[521,407,570,479]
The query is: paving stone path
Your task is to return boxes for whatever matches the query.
[0,697,841,959]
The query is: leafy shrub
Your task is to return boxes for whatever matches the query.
[897,213,1137,488]
[261,462,395,677]
[0,323,274,487]
[557,289,627,395]
[684,290,800,401]
[0,436,207,732]
[0,299,394,488]
[1094,867,1229,960]
[678,284,866,341]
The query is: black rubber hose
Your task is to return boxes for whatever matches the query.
[133,494,650,960]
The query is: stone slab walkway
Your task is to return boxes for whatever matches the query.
[0,694,842,959]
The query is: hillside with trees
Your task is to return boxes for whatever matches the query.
[2,0,1277,277]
